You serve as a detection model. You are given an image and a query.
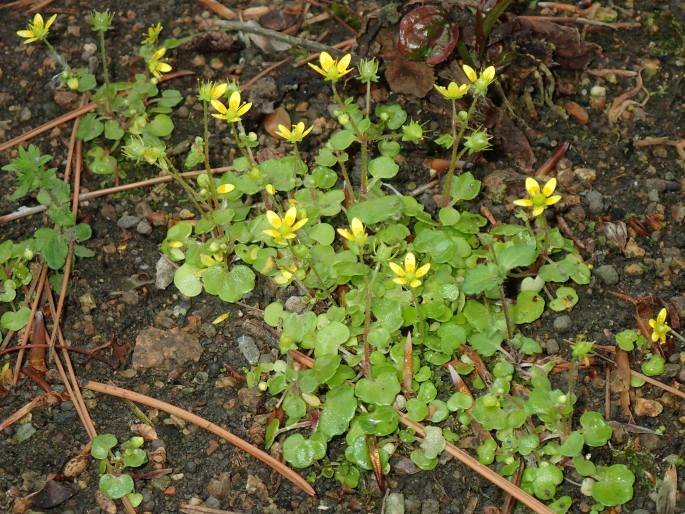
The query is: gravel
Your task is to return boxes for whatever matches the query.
[595,264,619,285]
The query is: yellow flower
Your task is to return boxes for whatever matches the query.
[263,207,308,245]
[462,64,496,94]
[211,91,252,123]
[308,51,353,82]
[142,22,163,45]
[337,218,367,246]
[389,252,430,288]
[198,81,227,102]
[434,81,470,100]
[649,308,671,345]
[147,47,172,80]
[275,122,313,144]
[17,13,57,44]
[513,177,562,217]
[265,184,276,195]
[200,253,223,267]
[216,183,235,195]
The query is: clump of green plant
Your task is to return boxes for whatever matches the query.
[116,46,642,511]
[90,433,148,507]
[16,11,185,184]
[0,145,93,335]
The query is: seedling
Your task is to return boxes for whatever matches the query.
[90,433,148,507]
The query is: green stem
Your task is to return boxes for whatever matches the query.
[335,150,355,207]
[237,120,257,167]
[202,102,219,207]
[43,40,68,71]
[160,158,207,215]
[410,288,425,345]
[442,97,478,206]
[362,262,379,379]
[98,31,111,113]
[287,242,335,304]
[332,83,367,196]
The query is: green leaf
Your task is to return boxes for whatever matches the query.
[174,263,203,297]
[328,129,356,150]
[99,473,134,499]
[355,372,401,406]
[145,114,174,137]
[127,493,143,508]
[580,411,612,447]
[283,394,307,422]
[318,384,357,440]
[447,391,473,411]
[368,155,399,179]
[122,448,148,468]
[463,263,501,294]
[348,195,403,225]
[264,302,284,327]
[313,354,341,383]
[406,398,429,421]
[421,426,446,460]
[591,464,635,506]
[559,432,584,457]
[282,433,327,468]
[309,223,335,245]
[615,329,638,351]
[76,113,104,141]
[410,448,438,470]
[104,120,124,140]
[91,433,118,460]
[264,418,279,450]
[315,321,350,357]
[496,237,537,272]
[572,455,596,476]
[34,228,68,270]
[358,406,399,436]
[512,291,545,324]
[451,172,481,201]
[0,307,31,331]
[549,286,578,312]
[477,439,497,464]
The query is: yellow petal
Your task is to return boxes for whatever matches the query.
[263,229,281,239]
[228,90,241,110]
[651,331,659,343]
[338,53,352,72]
[393,277,407,285]
[17,30,34,38]
[409,279,422,288]
[291,218,308,231]
[237,102,252,117]
[157,63,172,73]
[415,263,431,278]
[337,228,353,241]
[214,82,227,98]
[211,99,227,114]
[217,183,235,194]
[284,233,297,240]
[265,210,282,228]
[546,195,562,206]
[34,13,44,27]
[308,63,326,76]
[513,198,533,207]
[404,252,416,273]
[542,177,557,196]
[153,47,166,60]
[481,66,496,82]
[265,184,276,195]
[283,206,297,227]
[462,64,477,82]
[532,206,545,217]
[212,312,230,324]
[45,14,57,30]
[649,319,657,328]
[525,177,541,196]
[319,52,334,70]
[389,262,405,277]
[657,308,667,323]
[275,124,290,139]
[350,218,364,236]
[302,125,313,137]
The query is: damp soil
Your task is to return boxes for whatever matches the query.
[1,0,685,513]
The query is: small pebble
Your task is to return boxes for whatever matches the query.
[595,264,619,285]
[136,219,152,235]
[553,315,572,332]
[285,295,308,314]
[117,214,141,229]
[584,190,604,215]
[237,335,260,365]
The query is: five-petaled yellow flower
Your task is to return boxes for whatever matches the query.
[147,47,172,80]
[649,308,671,345]
[211,91,252,123]
[17,13,57,44]
[434,81,470,100]
[337,218,367,246]
[308,51,353,82]
[263,207,308,245]
[462,64,496,85]
[198,81,227,103]
[513,177,562,217]
[389,252,430,288]
[275,122,313,144]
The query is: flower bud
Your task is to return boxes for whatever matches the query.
[357,58,380,84]
[463,130,491,154]
[402,120,424,143]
